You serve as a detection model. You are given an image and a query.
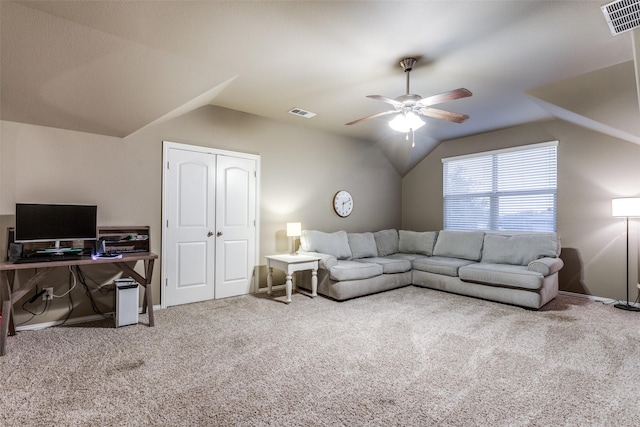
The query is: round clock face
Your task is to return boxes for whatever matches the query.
[333,190,353,217]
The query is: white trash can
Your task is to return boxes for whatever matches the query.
[114,278,139,327]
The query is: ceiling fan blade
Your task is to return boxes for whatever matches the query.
[418,88,472,107]
[345,110,399,126]
[420,107,469,124]
[366,95,403,107]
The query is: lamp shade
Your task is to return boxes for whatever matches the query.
[389,112,425,132]
[612,198,640,217]
[286,222,302,237]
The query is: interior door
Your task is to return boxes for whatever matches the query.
[164,147,216,306]
[215,155,257,298]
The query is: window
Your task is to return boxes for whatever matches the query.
[442,141,557,232]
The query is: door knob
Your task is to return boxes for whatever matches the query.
[207,231,213,237]
[217,231,223,237]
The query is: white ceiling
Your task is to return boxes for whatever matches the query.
[1,1,638,175]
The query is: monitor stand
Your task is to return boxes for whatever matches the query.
[37,241,78,255]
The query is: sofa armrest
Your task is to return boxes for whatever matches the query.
[527,257,564,276]
[296,251,338,269]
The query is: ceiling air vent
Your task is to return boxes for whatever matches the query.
[288,108,316,119]
[601,0,640,35]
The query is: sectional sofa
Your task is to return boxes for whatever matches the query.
[296,229,563,309]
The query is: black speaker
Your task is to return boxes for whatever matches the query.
[9,243,23,262]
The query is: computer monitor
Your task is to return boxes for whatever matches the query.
[15,203,97,252]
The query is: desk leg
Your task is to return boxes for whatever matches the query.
[1,271,15,337]
[267,266,273,295]
[311,268,318,298]
[285,273,292,304]
[1,300,10,356]
[144,259,155,327]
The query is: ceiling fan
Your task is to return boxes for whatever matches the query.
[346,58,472,132]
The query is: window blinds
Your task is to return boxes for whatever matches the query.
[442,142,557,231]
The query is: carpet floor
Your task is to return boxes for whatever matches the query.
[1,286,640,426]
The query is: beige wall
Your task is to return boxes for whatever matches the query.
[1,105,401,326]
[402,119,640,302]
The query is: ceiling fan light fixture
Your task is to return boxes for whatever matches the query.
[389,112,425,132]
[346,57,471,128]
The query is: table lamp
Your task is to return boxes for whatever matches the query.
[612,198,640,311]
[286,222,301,255]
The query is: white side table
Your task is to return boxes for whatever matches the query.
[265,254,319,304]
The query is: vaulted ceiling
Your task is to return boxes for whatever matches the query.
[1,1,639,175]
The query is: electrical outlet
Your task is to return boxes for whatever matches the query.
[43,287,54,301]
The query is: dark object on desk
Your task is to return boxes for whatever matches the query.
[9,243,22,262]
[14,253,82,264]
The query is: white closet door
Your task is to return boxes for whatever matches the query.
[164,147,216,306]
[214,155,256,299]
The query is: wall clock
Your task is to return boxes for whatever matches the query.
[333,190,353,217]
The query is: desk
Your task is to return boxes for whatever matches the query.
[0,252,157,356]
[265,254,319,304]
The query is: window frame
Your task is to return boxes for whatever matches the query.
[441,141,558,232]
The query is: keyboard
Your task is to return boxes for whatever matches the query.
[14,253,83,264]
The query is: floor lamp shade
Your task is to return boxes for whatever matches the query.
[611,198,640,311]
[612,198,640,217]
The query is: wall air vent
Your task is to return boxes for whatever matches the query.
[601,0,640,35]
[288,108,316,118]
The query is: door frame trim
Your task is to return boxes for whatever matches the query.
[161,140,261,308]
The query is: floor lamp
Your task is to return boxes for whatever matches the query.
[612,198,640,311]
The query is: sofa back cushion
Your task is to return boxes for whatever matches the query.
[433,230,485,261]
[373,229,399,256]
[398,230,438,256]
[300,230,352,260]
[482,233,560,266]
[347,232,378,259]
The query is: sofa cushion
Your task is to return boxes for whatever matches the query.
[459,263,543,290]
[412,256,477,277]
[433,230,485,261]
[398,230,438,256]
[355,257,412,274]
[386,253,425,262]
[482,233,560,266]
[329,260,383,281]
[373,229,399,256]
[347,232,378,259]
[300,230,352,260]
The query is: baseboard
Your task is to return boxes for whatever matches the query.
[558,290,640,308]
[559,290,614,304]
[15,304,162,332]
